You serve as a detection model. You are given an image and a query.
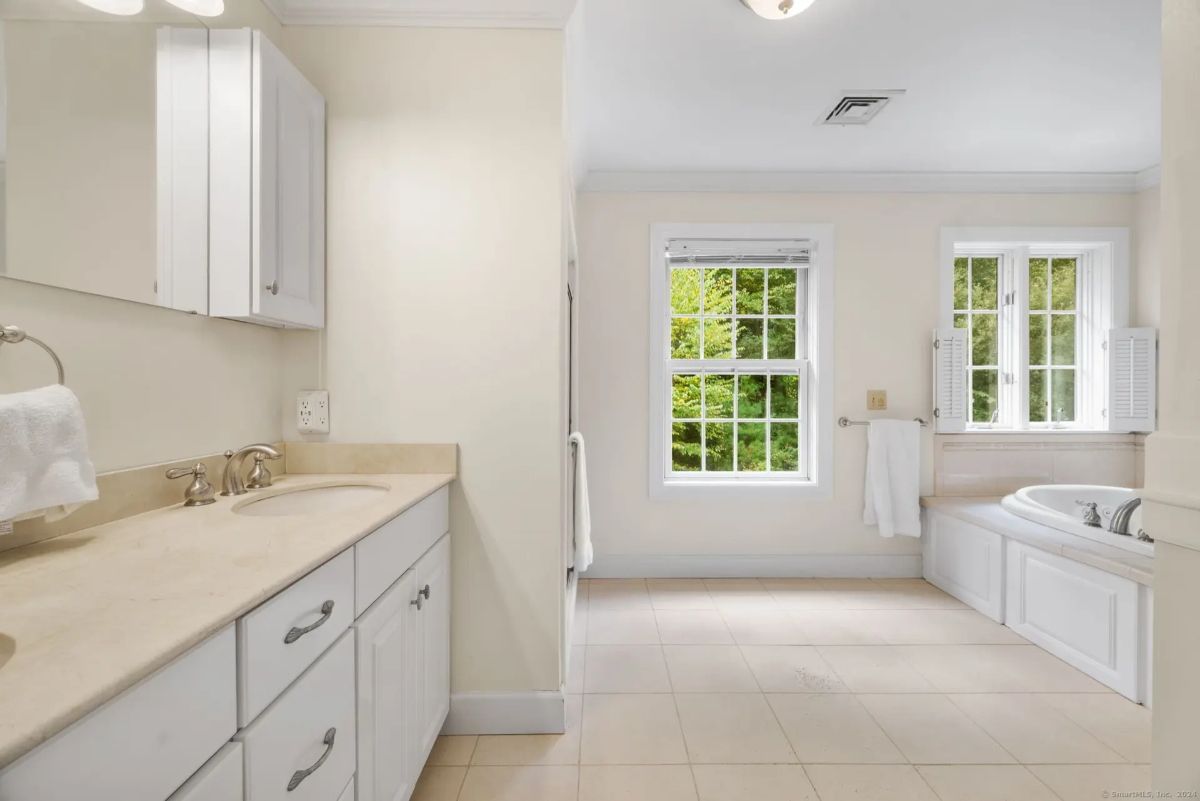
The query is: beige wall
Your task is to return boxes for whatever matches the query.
[1148,0,1200,791]
[4,20,159,304]
[1133,187,1161,328]
[577,190,1141,567]
[0,281,288,472]
[282,26,568,695]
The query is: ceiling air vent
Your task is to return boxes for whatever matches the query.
[820,90,905,125]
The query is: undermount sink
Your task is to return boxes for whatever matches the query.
[233,483,388,517]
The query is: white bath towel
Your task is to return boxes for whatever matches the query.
[0,384,98,525]
[863,420,922,539]
[568,431,594,573]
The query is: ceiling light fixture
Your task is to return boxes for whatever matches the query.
[163,0,225,17]
[739,0,816,20]
[74,0,144,15]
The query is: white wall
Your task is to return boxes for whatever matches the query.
[578,190,1141,572]
[282,26,568,696]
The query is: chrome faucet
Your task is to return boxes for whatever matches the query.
[1108,497,1143,537]
[221,444,283,496]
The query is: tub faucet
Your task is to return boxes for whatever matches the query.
[1108,497,1142,537]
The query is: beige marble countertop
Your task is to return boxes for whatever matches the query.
[921,496,1154,586]
[0,471,454,769]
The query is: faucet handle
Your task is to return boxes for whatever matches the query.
[246,452,275,490]
[166,463,217,507]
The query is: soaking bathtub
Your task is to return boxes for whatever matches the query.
[1001,484,1153,556]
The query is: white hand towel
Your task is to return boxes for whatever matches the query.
[863,420,921,539]
[568,431,593,573]
[0,384,99,524]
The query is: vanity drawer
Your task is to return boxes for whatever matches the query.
[356,486,449,615]
[238,550,354,725]
[0,626,236,801]
[168,742,244,801]
[237,630,356,801]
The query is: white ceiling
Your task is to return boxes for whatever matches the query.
[577,0,1161,179]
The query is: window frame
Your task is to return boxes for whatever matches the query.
[649,223,835,497]
[939,227,1130,433]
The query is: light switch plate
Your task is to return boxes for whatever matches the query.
[297,390,330,434]
[867,389,888,411]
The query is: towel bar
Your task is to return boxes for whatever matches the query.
[838,416,927,428]
[0,325,66,385]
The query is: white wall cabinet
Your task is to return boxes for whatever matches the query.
[0,489,451,801]
[210,29,326,329]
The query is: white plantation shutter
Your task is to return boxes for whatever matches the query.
[933,328,968,433]
[1107,327,1157,432]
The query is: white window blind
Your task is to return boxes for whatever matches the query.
[933,328,968,433]
[1107,327,1157,433]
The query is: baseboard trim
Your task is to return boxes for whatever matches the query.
[583,553,922,579]
[442,690,567,736]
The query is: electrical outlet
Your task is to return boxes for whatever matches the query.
[297,390,330,434]
[867,389,888,411]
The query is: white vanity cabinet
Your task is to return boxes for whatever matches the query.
[355,534,451,801]
[209,29,326,329]
[0,484,452,801]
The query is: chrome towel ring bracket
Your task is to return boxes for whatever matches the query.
[0,325,66,385]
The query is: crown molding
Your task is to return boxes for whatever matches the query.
[265,1,572,28]
[581,170,1155,195]
[1135,165,1161,191]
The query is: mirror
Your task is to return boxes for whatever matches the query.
[0,0,210,313]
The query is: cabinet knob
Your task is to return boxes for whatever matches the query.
[266,279,279,295]
[420,584,431,600]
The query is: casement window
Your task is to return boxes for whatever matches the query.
[936,227,1155,433]
[649,224,834,496]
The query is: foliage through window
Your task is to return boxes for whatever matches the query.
[664,241,810,479]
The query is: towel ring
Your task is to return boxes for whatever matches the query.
[1,325,66,385]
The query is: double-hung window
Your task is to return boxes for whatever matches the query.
[937,227,1155,433]
[649,224,834,495]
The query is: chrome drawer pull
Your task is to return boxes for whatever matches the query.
[287,727,335,792]
[284,600,335,644]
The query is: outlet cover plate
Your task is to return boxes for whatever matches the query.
[297,390,330,434]
[867,389,888,411]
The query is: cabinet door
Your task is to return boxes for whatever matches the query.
[355,569,419,801]
[253,31,325,328]
[415,535,451,761]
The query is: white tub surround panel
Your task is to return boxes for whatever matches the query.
[1005,540,1141,699]
[922,498,1153,702]
[923,512,1005,621]
[0,471,454,769]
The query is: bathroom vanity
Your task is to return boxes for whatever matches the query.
[0,473,453,801]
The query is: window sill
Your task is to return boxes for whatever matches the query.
[650,478,832,500]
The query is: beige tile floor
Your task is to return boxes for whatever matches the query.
[416,578,1152,801]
